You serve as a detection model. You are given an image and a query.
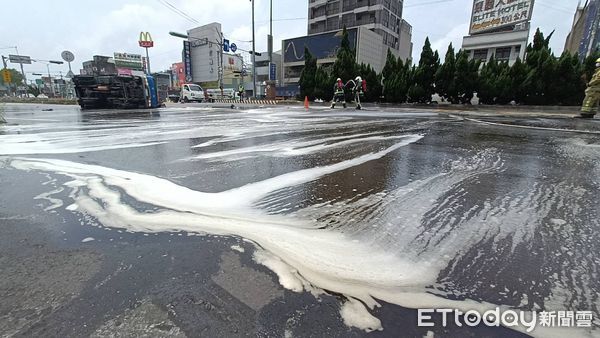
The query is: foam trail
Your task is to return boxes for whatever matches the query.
[9,135,422,212]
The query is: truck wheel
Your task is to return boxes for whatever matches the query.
[183,97,189,103]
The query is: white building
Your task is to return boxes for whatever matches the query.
[187,22,226,84]
[462,30,529,64]
[461,0,534,65]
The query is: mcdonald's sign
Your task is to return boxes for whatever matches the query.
[139,32,154,48]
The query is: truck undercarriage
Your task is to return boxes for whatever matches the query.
[73,75,148,110]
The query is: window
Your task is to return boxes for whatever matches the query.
[473,49,488,61]
[495,47,512,61]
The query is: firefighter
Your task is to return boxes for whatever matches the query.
[330,78,347,108]
[352,76,366,110]
[581,58,600,118]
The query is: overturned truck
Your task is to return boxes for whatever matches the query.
[73,74,160,110]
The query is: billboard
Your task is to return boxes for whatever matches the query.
[183,41,193,82]
[283,29,358,63]
[470,0,535,35]
[9,54,32,64]
[113,53,143,70]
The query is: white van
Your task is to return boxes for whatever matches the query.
[180,84,204,103]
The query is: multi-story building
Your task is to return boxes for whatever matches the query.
[80,55,117,76]
[308,0,408,55]
[282,0,412,87]
[462,0,535,65]
[565,0,600,60]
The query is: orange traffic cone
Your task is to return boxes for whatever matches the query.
[304,96,309,110]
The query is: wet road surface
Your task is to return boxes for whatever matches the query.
[0,103,599,337]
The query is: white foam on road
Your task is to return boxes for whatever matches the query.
[6,146,599,336]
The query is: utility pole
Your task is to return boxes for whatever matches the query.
[251,0,257,99]
[269,0,273,64]
[15,47,27,92]
[217,28,224,99]
[46,64,54,97]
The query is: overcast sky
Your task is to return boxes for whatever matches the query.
[0,0,581,79]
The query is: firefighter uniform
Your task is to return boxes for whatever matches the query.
[581,59,600,118]
[331,78,346,108]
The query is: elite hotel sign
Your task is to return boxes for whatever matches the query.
[470,0,535,35]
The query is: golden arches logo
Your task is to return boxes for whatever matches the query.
[139,32,154,48]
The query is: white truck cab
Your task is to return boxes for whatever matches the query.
[181,84,204,103]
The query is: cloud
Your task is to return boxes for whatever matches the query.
[431,23,470,57]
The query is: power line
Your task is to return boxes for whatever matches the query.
[536,1,576,14]
[156,0,199,24]
[405,0,454,8]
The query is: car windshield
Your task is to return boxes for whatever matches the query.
[188,85,201,92]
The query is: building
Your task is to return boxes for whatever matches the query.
[80,55,117,76]
[282,0,412,87]
[253,52,283,97]
[461,0,535,65]
[307,0,410,58]
[186,22,225,85]
[183,22,246,91]
[565,0,600,60]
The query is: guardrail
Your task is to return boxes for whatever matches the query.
[213,99,278,105]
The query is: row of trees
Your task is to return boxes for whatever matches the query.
[298,27,599,106]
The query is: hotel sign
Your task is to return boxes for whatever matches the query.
[470,0,535,35]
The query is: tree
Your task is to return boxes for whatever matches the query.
[299,47,317,100]
[553,52,585,105]
[454,51,480,104]
[332,26,357,85]
[494,62,513,104]
[0,68,24,86]
[358,63,381,102]
[382,49,399,102]
[583,52,600,84]
[313,66,332,101]
[522,29,558,105]
[509,58,528,104]
[435,44,457,103]
[382,51,411,103]
[408,37,439,103]
[27,85,41,98]
[478,56,500,104]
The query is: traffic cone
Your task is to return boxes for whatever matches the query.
[304,96,309,110]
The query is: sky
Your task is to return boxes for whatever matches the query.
[0,0,582,80]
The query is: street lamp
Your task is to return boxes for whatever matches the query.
[168,31,188,39]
